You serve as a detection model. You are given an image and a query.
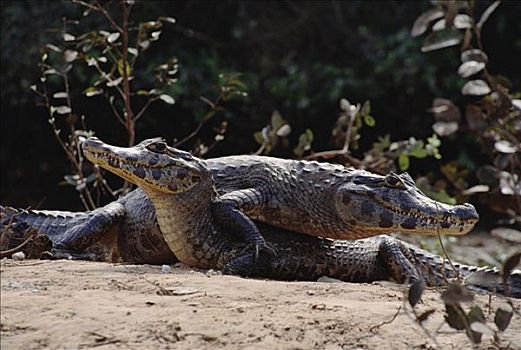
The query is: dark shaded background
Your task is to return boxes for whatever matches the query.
[1,1,520,211]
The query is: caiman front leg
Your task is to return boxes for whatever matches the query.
[212,189,276,257]
[377,238,423,283]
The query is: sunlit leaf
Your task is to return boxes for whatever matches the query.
[63,33,75,42]
[458,61,485,78]
[64,50,78,62]
[467,306,486,344]
[462,185,489,195]
[461,80,490,96]
[421,29,462,52]
[470,322,492,336]
[84,87,103,97]
[159,94,175,104]
[139,40,150,50]
[55,106,71,114]
[494,140,518,154]
[339,98,351,111]
[46,44,62,53]
[128,47,138,56]
[411,8,445,37]
[478,1,501,28]
[160,16,177,24]
[511,99,521,111]
[106,77,123,87]
[453,14,473,29]
[53,92,68,99]
[461,49,488,63]
[433,121,458,136]
[107,32,120,44]
[276,124,291,137]
[150,31,162,41]
[432,18,445,31]
[43,68,59,75]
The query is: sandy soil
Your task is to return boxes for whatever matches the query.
[1,259,520,350]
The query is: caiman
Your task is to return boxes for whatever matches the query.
[1,137,479,264]
[69,137,517,297]
[2,139,521,297]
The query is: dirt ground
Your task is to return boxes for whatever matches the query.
[1,259,520,350]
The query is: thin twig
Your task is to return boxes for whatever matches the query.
[369,305,402,332]
[134,97,158,122]
[434,201,461,283]
[174,95,224,147]
[0,231,40,258]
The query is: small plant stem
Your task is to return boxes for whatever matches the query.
[120,0,135,147]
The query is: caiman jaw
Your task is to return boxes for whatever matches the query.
[376,199,479,235]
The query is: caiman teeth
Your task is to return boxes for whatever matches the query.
[378,201,469,227]
[87,150,160,169]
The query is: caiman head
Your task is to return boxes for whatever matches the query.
[335,171,479,236]
[82,137,211,197]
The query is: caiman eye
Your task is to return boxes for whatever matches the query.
[147,141,168,153]
[384,173,405,189]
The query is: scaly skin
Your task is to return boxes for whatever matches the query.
[76,137,519,297]
[2,135,480,261]
[81,137,479,241]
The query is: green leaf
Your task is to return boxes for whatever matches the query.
[117,59,131,77]
[363,114,375,127]
[270,110,285,130]
[84,87,103,97]
[494,304,513,332]
[409,147,428,159]
[398,154,410,171]
[253,131,265,145]
[445,304,467,330]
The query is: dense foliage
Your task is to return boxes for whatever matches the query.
[1,1,520,227]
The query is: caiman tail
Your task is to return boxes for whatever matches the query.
[255,227,521,298]
[0,203,125,253]
[403,240,521,298]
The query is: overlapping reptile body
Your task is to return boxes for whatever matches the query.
[67,137,517,297]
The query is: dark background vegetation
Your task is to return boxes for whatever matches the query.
[1,1,520,215]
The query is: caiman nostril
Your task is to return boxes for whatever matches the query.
[456,204,479,221]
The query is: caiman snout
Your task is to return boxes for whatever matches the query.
[455,203,479,222]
